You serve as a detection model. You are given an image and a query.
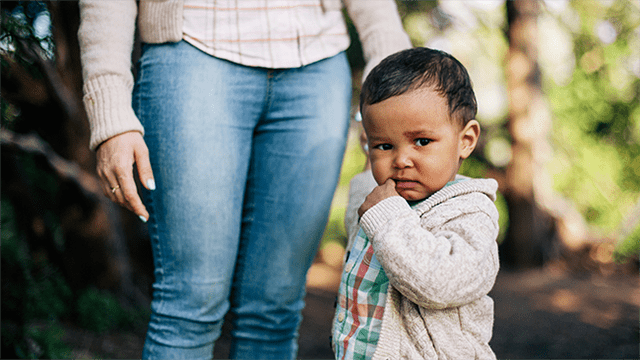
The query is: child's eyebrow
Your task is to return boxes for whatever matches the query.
[403,130,434,138]
[367,135,389,142]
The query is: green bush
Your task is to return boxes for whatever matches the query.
[76,288,148,333]
[614,224,640,264]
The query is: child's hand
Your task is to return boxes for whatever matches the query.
[358,179,399,218]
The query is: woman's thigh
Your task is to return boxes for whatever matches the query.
[133,41,269,321]
[230,53,352,335]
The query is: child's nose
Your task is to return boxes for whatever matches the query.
[392,150,413,169]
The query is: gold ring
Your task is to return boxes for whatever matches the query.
[111,186,120,194]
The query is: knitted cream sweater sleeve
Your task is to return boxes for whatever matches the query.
[344,0,412,81]
[360,188,500,309]
[78,0,143,151]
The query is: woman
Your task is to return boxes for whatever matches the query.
[78,1,411,359]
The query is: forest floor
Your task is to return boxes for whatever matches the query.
[60,247,639,360]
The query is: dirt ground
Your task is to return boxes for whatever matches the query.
[62,251,639,360]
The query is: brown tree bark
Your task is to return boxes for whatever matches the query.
[500,0,557,269]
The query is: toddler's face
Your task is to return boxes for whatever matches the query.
[363,88,473,201]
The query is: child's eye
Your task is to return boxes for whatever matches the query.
[415,138,431,146]
[373,143,393,151]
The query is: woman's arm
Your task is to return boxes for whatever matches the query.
[78,0,143,151]
[78,1,154,221]
[344,0,412,81]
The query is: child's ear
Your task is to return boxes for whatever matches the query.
[459,120,480,159]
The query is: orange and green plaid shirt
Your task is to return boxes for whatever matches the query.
[332,227,389,359]
[333,179,469,359]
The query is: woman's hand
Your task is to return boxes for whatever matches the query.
[96,131,155,222]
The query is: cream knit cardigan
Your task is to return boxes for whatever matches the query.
[77,0,411,151]
[345,171,500,359]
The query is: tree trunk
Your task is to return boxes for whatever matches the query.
[501,0,557,269]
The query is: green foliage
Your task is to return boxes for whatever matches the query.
[321,204,348,247]
[1,154,71,333]
[2,195,147,357]
[24,266,73,321]
[1,200,25,317]
[338,130,368,188]
[546,1,640,232]
[614,223,640,263]
[77,288,147,333]
[3,321,70,360]
[458,156,488,179]
[1,199,72,359]
[1,200,72,322]
[16,323,72,359]
[1,99,21,130]
[321,129,364,248]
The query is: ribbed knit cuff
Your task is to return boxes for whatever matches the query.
[83,74,144,151]
[138,0,184,43]
[359,196,412,237]
[346,0,412,83]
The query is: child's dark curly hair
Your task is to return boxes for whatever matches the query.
[360,47,477,127]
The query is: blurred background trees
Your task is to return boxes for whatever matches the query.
[391,0,640,268]
[2,2,150,357]
[333,0,639,268]
[2,0,639,358]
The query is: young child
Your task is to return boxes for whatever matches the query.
[332,47,500,360]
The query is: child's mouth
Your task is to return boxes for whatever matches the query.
[395,180,419,189]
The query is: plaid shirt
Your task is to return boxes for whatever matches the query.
[333,227,389,360]
[182,0,350,69]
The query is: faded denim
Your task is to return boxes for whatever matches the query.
[134,41,351,360]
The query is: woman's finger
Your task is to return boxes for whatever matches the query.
[134,140,155,191]
[99,169,121,203]
[113,162,148,222]
[120,174,149,222]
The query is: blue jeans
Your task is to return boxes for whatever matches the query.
[133,41,351,360]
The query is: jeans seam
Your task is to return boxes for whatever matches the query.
[134,61,165,311]
[262,69,274,123]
